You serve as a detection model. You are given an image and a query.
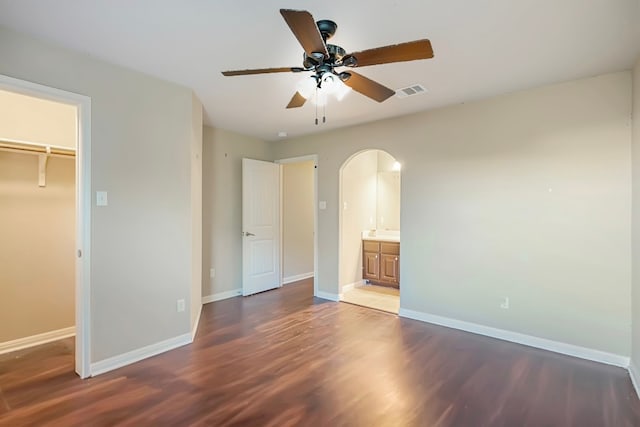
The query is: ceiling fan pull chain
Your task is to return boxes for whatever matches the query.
[315,86,319,125]
[323,103,326,124]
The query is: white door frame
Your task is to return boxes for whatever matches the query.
[275,155,319,297]
[0,74,92,378]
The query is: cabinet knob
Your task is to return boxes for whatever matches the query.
[395,257,398,261]
[375,255,378,258]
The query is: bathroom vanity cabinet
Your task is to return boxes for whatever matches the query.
[362,240,400,288]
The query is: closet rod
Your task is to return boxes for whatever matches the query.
[0,140,75,158]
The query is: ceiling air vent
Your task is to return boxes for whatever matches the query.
[396,84,427,99]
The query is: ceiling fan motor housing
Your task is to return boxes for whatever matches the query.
[303,44,347,68]
[316,19,337,40]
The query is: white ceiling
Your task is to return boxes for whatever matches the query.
[0,0,638,141]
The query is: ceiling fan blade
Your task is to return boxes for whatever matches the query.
[222,67,298,76]
[280,9,328,58]
[343,71,395,102]
[286,92,307,109]
[348,39,433,68]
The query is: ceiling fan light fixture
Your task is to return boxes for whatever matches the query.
[297,76,317,99]
[338,71,351,82]
[335,80,351,101]
[321,71,336,88]
[320,72,350,101]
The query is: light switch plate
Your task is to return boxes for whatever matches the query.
[319,201,327,210]
[96,191,108,206]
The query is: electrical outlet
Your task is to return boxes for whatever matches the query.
[500,297,510,309]
[176,299,185,312]
[210,268,215,278]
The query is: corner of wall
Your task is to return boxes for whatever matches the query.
[631,56,640,384]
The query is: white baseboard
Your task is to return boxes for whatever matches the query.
[315,290,340,302]
[283,272,314,285]
[340,280,364,296]
[0,326,75,355]
[398,308,629,368]
[91,333,191,376]
[202,288,242,304]
[192,303,203,341]
[629,362,640,399]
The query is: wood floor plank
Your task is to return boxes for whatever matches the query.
[1,278,639,426]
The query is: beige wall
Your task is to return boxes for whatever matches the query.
[0,26,197,362]
[190,94,203,330]
[202,126,272,297]
[632,58,640,372]
[0,152,75,342]
[376,150,400,230]
[0,89,76,148]
[376,171,401,230]
[272,71,632,356]
[282,161,314,280]
[340,150,378,288]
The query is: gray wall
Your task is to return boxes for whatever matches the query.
[202,126,271,297]
[0,26,199,362]
[272,72,632,356]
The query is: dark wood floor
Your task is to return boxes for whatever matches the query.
[1,279,639,426]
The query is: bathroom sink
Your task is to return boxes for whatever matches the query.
[361,230,400,242]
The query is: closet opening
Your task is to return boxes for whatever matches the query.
[277,155,318,296]
[0,76,91,378]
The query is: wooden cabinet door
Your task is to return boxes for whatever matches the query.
[380,253,399,284]
[363,252,379,280]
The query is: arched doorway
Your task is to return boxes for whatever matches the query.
[338,149,401,313]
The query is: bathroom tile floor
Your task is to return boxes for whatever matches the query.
[340,284,400,314]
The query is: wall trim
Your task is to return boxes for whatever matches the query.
[191,304,203,341]
[0,327,75,355]
[202,288,242,304]
[340,280,365,296]
[91,333,191,376]
[283,272,314,285]
[630,362,640,399]
[315,290,340,302]
[398,308,629,368]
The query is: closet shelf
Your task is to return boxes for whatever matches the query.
[0,139,75,187]
[0,139,75,157]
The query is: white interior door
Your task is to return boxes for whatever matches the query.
[242,158,281,296]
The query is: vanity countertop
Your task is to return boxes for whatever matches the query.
[361,230,400,243]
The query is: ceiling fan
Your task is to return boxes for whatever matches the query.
[221,9,434,110]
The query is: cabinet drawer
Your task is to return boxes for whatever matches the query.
[363,241,380,252]
[380,242,399,255]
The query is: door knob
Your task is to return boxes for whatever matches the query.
[243,231,255,237]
